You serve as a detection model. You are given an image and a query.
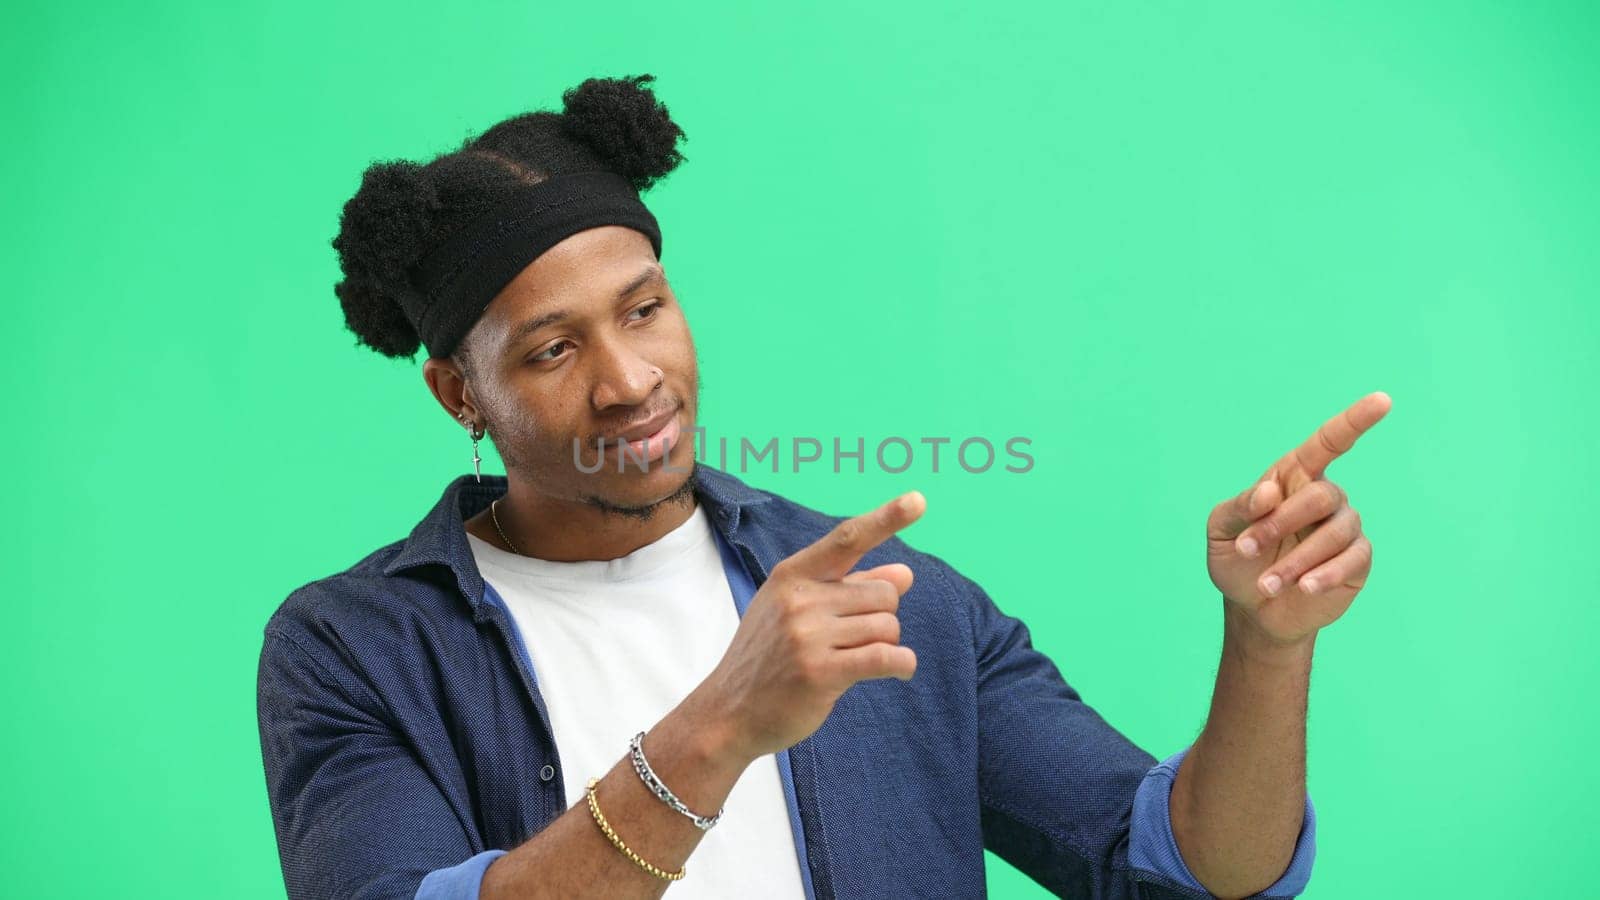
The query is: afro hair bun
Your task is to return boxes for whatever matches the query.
[328,75,688,361]
[559,74,687,193]
[329,159,441,359]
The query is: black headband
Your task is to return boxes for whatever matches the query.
[404,170,663,359]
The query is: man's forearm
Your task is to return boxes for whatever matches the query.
[1169,598,1314,899]
[479,687,752,900]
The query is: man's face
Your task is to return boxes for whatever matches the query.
[459,225,699,513]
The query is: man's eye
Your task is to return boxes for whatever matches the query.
[529,340,573,363]
[627,300,662,322]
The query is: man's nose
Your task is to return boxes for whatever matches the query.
[590,337,663,410]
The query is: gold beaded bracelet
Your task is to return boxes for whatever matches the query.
[586,776,687,881]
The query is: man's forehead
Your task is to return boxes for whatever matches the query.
[480,238,664,345]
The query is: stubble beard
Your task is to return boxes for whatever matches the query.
[578,460,700,521]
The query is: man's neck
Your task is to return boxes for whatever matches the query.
[467,478,700,562]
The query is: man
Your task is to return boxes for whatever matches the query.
[258,74,1387,899]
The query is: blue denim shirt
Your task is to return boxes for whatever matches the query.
[257,466,1315,899]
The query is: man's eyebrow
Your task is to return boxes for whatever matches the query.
[505,310,570,348]
[503,264,665,349]
[613,262,666,303]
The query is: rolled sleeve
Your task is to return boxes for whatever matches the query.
[1129,746,1317,898]
[415,849,509,900]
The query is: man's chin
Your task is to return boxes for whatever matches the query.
[577,460,697,516]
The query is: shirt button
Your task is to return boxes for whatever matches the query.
[540,764,556,782]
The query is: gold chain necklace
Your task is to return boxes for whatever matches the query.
[490,498,522,555]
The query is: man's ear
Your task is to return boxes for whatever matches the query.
[422,355,473,426]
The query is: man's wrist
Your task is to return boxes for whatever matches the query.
[667,687,755,774]
[1221,597,1318,668]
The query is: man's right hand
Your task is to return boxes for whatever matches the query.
[692,491,927,765]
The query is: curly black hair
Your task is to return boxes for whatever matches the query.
[329,74,687,369]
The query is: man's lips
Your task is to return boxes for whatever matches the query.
[601,403,680,446]
[593,403,684,465]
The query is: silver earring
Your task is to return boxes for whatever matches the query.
[459,413,484,482]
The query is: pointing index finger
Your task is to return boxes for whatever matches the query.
[784,491,927,581]
[1285,391,1393,479]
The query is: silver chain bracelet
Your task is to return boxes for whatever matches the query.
[629,730,724,831]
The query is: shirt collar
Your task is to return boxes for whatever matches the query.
[381,463,773,620]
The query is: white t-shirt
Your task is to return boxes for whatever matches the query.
[466,504,808,898]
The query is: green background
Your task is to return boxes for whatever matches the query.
[6,0,1596,896]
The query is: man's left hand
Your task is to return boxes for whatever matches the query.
[1206,391,1392,647]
